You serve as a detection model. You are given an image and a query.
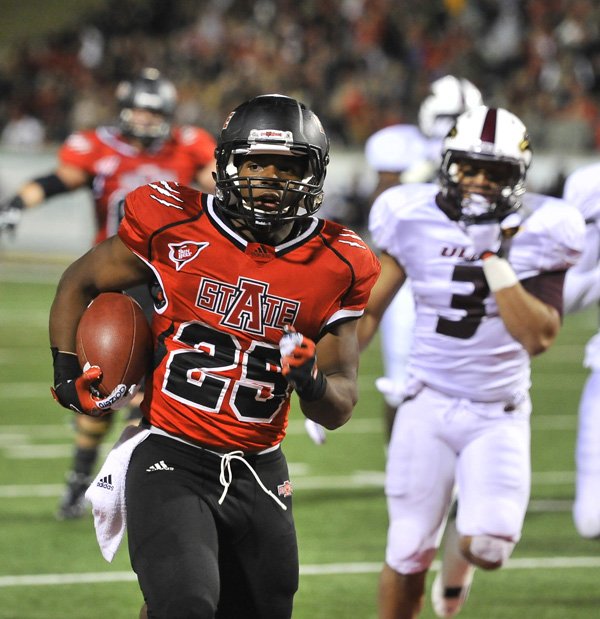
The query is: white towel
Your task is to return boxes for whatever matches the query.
[84,424,150,562]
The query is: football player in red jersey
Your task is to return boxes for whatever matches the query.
[0,67,217,520]
[49,94,380,619]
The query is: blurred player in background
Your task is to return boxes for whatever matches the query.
[364,81,484,606]
[364,75,483,439]
[358,106,584,618]
[561,162,600,539]
[0,67,217,520]
[48,94,380,619]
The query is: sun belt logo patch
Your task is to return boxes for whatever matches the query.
[277,480,293,498]
[168,241,209,271]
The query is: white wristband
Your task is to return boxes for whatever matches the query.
[482,255,519,292]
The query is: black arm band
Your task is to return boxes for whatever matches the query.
[296,370,328,402]
[51,347,81,386]
[33,174,69,198]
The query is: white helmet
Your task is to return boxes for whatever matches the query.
[439,106,532,223]
[418,75,483,139]
[364,124,429,173]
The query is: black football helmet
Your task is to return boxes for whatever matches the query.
[214,94,330,231]
[439,106,532,223]
[116,68,177,145]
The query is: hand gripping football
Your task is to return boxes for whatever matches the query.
[76,292,153,397]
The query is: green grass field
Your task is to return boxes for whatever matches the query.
[1,259,600,619]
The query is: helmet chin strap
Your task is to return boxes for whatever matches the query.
[227,212,299,246]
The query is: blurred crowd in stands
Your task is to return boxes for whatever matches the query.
[1,0,600,153]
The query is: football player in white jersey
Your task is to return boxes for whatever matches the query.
[364,75,483,439]
[562,162,600,539]
[364,80,484,601]
[359,106,585,618]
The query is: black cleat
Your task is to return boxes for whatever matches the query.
[56,471,92,520]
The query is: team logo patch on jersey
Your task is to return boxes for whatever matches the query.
[168,241,209,271]
[277,480,293,498]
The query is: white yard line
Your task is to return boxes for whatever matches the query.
[0,414,579,436]
[0,480,575,499]
[2,556,600,588]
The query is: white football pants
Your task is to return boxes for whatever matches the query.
[574,366,600,538]
[384,383,531,574]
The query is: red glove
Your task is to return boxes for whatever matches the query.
[279,327,327,401]
[50,349,136,417]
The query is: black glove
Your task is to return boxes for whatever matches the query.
[0,195,25,236]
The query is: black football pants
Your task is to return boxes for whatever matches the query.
[126,434,298,619]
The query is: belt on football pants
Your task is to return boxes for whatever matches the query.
[146,423,286,510]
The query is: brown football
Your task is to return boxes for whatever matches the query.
[76,292,153,397]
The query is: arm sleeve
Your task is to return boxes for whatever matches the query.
[521,270,566,317]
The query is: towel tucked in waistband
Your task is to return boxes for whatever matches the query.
[84,424,150,562]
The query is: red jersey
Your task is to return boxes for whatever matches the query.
[59,126,215,244]
[119,181,380,451]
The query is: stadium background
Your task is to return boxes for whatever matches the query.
[2,2,600,618]
[2,0,600,257]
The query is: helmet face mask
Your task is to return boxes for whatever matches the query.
[214,95,329,233]
[116,68,177,146]
[225,153,319,230]
[440,107,532,224]
[118,108,171,145]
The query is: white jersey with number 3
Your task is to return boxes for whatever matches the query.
[370,183,584,402]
